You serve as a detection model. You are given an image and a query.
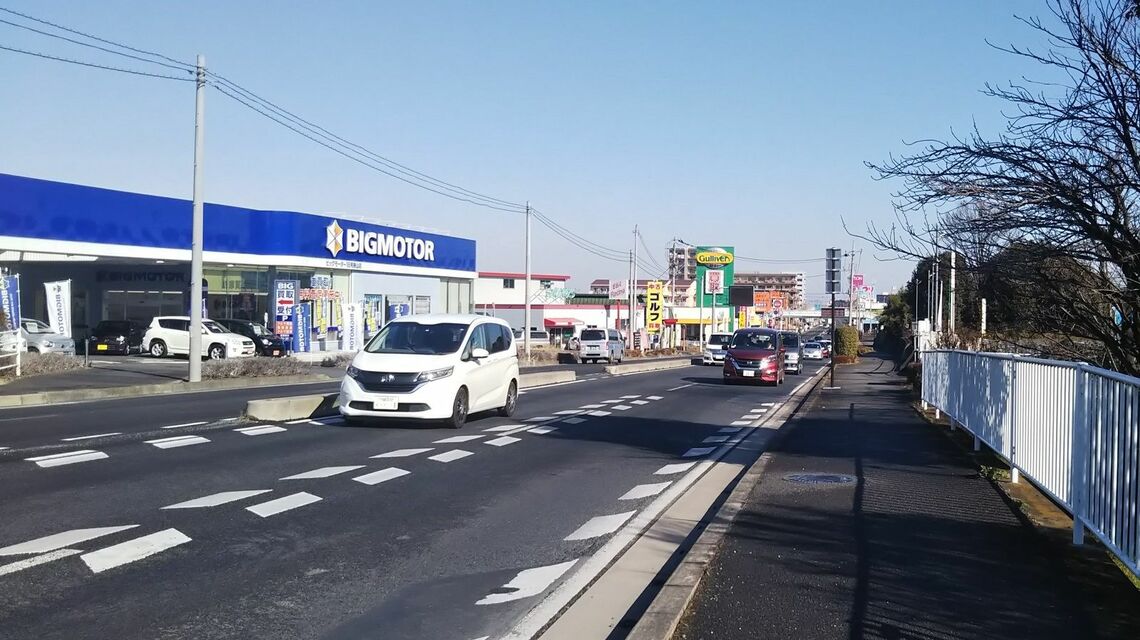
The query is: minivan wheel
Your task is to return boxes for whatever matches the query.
[498,381,518,417]
[208,344,225,360]
[149,341,167,358]
[447,387,469,429]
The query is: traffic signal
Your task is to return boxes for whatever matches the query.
[825,248,842,294]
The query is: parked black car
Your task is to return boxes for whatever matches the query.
[86,320,145,355]
[215,318,287,357]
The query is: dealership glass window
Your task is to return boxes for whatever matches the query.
[103,291,185,324]
[414,295,431,315]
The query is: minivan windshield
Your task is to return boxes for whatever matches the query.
[581,329,606,342]
[781,333,800,348]
[365,322,469,355]
[708,334,732,346]
[730,331,776,350]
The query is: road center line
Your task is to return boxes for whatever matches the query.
[81,528,192,574]
[60,432,122,442]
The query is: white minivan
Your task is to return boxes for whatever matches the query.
[338,314,519,429]
[576,326,624,364]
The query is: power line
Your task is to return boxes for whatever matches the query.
[0,43,194,81]
[637,231,665,271]
[0,16,194,73]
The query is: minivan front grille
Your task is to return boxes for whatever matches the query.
[352,371,421,393]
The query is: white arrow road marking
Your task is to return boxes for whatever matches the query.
[485,436,521,447]
[647,395,665,400]
[162,490,272,509]
[246,492,322,518]
[565,511,637,541]
[0,548,81,576]
[61,432,121,442]
[235,425,287,436]
[484,424,524,432]
[81,528,191,574]
[428,450,474,463]
[562,417,586,425]
[280,465,365,480]
[682,447,716,458]
[0,525,139,557]
[703,436,730,444]
[654,462,696,475]
[145,435,210,449]
[434,435,484,444]
[618,482,671,501]
[475,560,579,605]
[371,448,433,458]
[352,467,410,486]
[718,427,743,434]
[161,421,207,429]
[527,426,558,435]
[25,450,108,467]
[587,410,612,417]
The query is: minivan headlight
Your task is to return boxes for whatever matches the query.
[346,365,362,378]
[261,338,272,346]
[415,366,454,383]
[42,341,55,348]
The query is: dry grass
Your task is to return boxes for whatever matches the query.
[0,352,88,380]
[201,357,312,379]
[319,353,355,368]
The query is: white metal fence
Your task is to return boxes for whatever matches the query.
[0,330,22,376]
[922,349,1140,577]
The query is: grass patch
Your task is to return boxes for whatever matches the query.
[201,357,312,379]
[0,352,88,380]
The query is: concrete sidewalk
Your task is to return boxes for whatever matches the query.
[676,354,1140,640]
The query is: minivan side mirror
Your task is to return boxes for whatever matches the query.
[471,347,490,360]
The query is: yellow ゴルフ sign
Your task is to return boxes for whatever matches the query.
[646,281,664,333]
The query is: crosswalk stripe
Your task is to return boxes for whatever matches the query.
[235,425,287,436]
[0,526,138,556]
[0,549,81,576]
[25,450,108,467]
[246,492,322,518]
[162,490,272,509]
[81,528,191,574]
[280,465,365,480]
[145,435,210,449]
[564,511,637,541]
[353,467,410,486]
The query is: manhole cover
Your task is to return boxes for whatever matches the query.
[784,473,856,485]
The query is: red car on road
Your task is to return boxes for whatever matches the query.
[722,328,786,386]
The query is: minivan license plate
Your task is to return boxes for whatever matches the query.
[373,397,398,411]
[742,370,755,377]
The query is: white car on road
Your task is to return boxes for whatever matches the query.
[143,317,256,360]
[339,314,520,429]
[702,333,733,365]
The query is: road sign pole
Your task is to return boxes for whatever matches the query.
[829,292,836,388]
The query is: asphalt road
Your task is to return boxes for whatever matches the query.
[0,362,824,640]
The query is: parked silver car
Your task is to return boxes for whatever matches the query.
[19,318,76,355]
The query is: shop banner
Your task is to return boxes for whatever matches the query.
[646,281,664,334]
[293,302,312,353]
[388,302,411,321]
[273,279,300,339]
[43,280,71,337]
[0,275,20,331]
[342,302,365,352]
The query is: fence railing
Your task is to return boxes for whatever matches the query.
[922,350,1140,577]
[0,330,22,376]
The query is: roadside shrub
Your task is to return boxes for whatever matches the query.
[835,326,860,358]
[0,352,87,380]
[320,353,354,368]
[201,357,312,380]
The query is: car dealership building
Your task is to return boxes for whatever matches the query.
[0,174,477,349]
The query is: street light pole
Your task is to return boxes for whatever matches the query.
[188,54,206,383]
[524,201,531,362]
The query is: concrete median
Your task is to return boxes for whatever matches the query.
[243,370,576,422]
[604,357,693,376]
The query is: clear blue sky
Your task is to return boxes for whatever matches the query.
[1,0,1051,295]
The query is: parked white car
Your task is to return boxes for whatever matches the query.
[143,316,256,360]
[339,314,519,429]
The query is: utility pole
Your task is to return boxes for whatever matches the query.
[627,250,634,349]
[948,251,956,334]
[188,54,206,383]
[981,298,987,336]
[631,226,639,348]
[524,202,532,361]
[669,238,677,348]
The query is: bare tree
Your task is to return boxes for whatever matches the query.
[861,0,1140,375]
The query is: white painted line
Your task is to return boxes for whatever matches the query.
[564,511,637,541]
[285,419,311,424]
[666,384,694,392]
[587,410,612,417]
[484,424,525,432]
[730,420,753,426]
[621,395,641,399]
[81,528,192,574]
[682,447,716,458]
[579,404,605,409]
[246,492,322,518]
[528,426,558,435]
[647,395,665,400]
[562,417,587,425]
[434,435,484,444]
[486,436,522,447]
[476,560,579,605]
[761,402,775,407]
[703,435,730,444]
[280,465,365,480]
[0,525,138,556]
[353,467,410,486]
[371,448,433,458]
[162,490,272,509]
[630,400,649,405]
[61,432,121,442]
[428,449,474,463]
[145,435,210,449]
[25,450,109,467]
[618,482,672,501]
[0,447,8,451]
[612,405,632,411]
[601,400,622,404]
[161,421,207,429]
[235,425,287,436]
[718,427,743,434]
[793,382,805,394]
[554,409,585,415]
[525,416,557,422]
[0,548,81,576]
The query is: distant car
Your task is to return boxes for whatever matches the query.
[339,314,519,429]
[87,320,145,355]
[779,331,803,374]
[577,327,624,364]
[723,328,785,386]
[215,318,287,357]
[702,332,733,365]
[143,316,255,360]
[19,318,76,356]
[803,342,825,360]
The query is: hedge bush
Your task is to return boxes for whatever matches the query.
[835,326,860,358]
[201,357,311,379]
[0,352,87,380]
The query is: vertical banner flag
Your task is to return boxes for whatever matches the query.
[696,246,734,306]
[293,303,312,353]
[646,281,664,333]
[342,302,365,351]
[0,275,20,331]
[273,279,300,340]
[43,280,72,337]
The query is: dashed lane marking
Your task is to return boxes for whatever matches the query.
[484,425,525,432]
[554,410,585,415]
[428,449,474,463]
[0,526,139,556]
[562,418,586,425]
[682,447,716,458]
[246,492,322,518]
[281,465,366,480]
[601,400,622,404]
[162,490,272,509]
[630,400,649,405]
[761,402,776,407]
[666,384,694,392]
[587,410,612,417]
[564,511,637,541]
[525,416,558,422]
[748,408,765,413]
[579,404,605,410]
[612,405,632,411]
[654,462,697,475]
[730,420,753,426]
[703,436,730,444]
[145,435,210,449]
[25,450,109,467]
[372,448,434,458]
[647,395,665,400]
[81,528,192,574]
[476,560,579,606]
[60,432,122,442]
[486,436,522,447]
[620,395,641,399]
[235,425,287,436]
[618,482,672,501]
[353,467,410,486]
[718,427,743,434]
[0,548,81,577]
[528,426,558,435]
[434,435,484,444]
[161,421,207,429]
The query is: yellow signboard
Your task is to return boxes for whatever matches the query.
[646,281,664,333]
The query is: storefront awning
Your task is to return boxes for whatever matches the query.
[543,317,584,328]
[675,318,714,325]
